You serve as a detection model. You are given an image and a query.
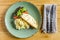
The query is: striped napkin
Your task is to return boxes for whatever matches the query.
[42,4,57,33]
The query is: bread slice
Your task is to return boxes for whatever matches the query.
[21,13,38,29]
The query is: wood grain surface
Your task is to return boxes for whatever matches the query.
[0,0,60,40]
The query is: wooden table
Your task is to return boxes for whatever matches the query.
[0,0,60,40]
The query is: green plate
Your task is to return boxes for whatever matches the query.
[5,2,41,38]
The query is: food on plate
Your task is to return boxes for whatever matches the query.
[21,13,38,29]
[14,18,30,30]
[13,7,38,30]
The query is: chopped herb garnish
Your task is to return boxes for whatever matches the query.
[16,7,27,17]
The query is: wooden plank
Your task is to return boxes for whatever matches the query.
[0,6,9,15]
[57,12,60,18]
[0,28,60,40]
[57,18,60,32]
[26,0,53,6]
[53,0,60,5]
[0,0,23,6]
[26,0,60,6]
[0,0,59,6]
[26,0,53,3]
[57,6,60,11]
[0,0,60,6]
[0,32,26,40]
[36,5,60,11]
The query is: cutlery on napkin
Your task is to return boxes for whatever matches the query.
[42,4,57,33]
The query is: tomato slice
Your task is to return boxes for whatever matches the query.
[13,16,18,19]
[23,11,28,14]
